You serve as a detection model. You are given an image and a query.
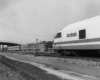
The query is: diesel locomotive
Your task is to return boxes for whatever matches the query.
[53,16,100,57]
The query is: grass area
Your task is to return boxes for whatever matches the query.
[0,55,63,80]
[0,58,26,80]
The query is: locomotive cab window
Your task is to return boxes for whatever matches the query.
[79,29,86,39]
[55,32,61,38]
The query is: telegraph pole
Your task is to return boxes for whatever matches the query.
[36,39,38,55]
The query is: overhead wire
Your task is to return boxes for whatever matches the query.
[0,22,54,38]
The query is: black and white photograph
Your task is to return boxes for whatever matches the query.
[0,0,100,80]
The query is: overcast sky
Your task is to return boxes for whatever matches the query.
[0,0,100,44]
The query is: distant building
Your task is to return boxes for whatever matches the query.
[38,43,46,51]
[20,42,46,51]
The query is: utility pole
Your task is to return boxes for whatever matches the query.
[36,39,38,48]
[36,39,38,44]
[35,39,38,55]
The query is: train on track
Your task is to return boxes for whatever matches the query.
[7,43,46,52]
[53,16,100,57]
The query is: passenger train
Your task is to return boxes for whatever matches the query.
[53,16,100,56]
[7,43,46,52]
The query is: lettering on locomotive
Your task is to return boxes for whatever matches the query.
[67,32,77,37]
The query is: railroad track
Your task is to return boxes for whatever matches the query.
[1,50,100,62]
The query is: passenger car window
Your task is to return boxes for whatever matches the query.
[79,29,86,39]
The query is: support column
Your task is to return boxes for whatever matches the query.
[0,45,1,51]
[2,45,4,51]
